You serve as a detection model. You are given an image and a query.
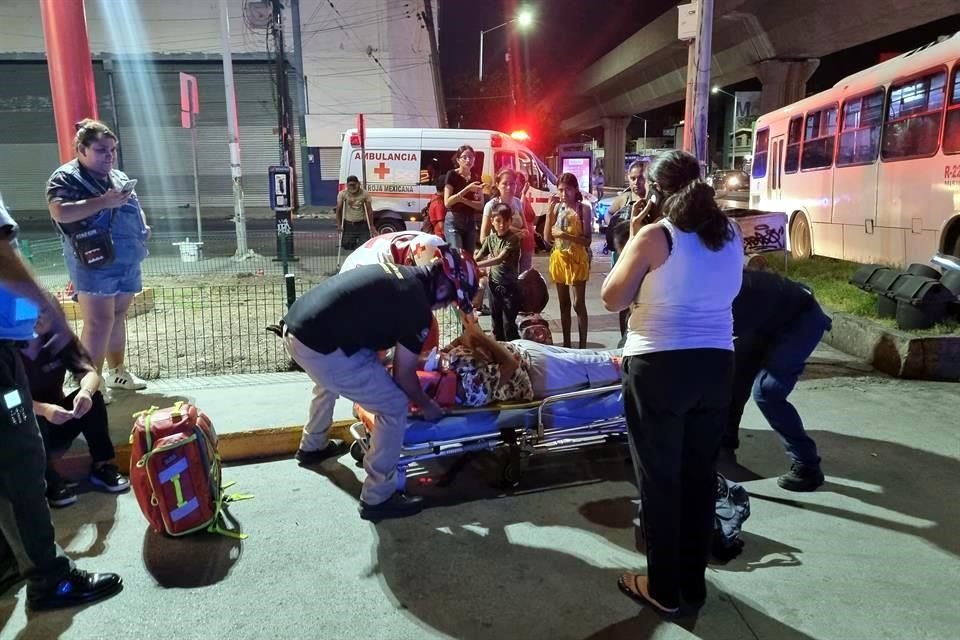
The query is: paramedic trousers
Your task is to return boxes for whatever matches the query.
[0,342,72,592]
[622,348,732,610]
[284,333,409,506]
[726,305,830,466]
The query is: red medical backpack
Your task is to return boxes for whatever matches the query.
[129,402,249,537]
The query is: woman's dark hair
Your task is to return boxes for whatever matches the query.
[453,144,476,163]
[646,150,733,251]
[74,118,117,149]
[557,172,583,203]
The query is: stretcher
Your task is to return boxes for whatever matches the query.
[348,384,626,488]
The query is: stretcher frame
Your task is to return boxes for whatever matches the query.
[348,383,626,488]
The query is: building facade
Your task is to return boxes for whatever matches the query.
[0,0,441,216]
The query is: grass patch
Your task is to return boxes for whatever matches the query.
[762,254,960,337]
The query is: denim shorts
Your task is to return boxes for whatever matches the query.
[63,237,144,296]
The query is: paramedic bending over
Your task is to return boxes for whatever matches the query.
[600,150,742,617]
[443,145,484,252]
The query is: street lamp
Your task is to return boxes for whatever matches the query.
[632,115,648,151]
[711,86,736,168]
[478,7,534,82]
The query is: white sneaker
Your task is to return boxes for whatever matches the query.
[105,366,147,391]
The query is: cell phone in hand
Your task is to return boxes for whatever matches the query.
[120,179,138,194]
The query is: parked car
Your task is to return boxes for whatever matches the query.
[707,169,749,192]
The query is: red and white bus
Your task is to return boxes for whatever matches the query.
[750,31,960,267]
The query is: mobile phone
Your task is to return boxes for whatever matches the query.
[120,179,138,194]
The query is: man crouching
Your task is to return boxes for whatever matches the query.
[281,249,478,520]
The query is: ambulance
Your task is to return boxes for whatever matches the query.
[338,128,558,234]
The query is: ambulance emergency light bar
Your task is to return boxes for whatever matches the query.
[347,131,530,148]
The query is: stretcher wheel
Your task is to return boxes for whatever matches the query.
[350,440,365,463]
[500,461,523,488]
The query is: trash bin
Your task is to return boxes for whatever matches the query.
[891,275,956,330]
[172,238,203,263]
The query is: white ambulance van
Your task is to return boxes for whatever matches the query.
[338,128,558,233]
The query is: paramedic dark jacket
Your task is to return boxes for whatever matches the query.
[732,269,818,341]
[282,263,435,356]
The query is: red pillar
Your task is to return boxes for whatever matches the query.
[39,0,98,163]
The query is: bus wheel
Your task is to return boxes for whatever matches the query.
[790,214,812,260]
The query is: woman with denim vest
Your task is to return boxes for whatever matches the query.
[601,150,743,617]
[45,119,150,403]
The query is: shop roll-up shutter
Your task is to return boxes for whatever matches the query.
[317,147,341,181]
[0,63,68,214]
[111,61,302,214]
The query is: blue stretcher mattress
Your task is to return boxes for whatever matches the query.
[402,387,624,446]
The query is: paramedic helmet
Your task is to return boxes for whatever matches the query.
[437,247,479,313]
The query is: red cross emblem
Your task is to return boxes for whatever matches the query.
[373,162,391,180]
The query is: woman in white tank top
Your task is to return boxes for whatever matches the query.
[600,150,743,616]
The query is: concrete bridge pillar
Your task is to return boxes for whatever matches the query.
[754,59,820,115]
[600,116,630,188]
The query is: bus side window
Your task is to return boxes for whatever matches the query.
[837,89,885,166]
[944,66,960,155]
[800,105,838,171]
[751,128,770,179]
[881,69,947,160]
[784,116,803,173]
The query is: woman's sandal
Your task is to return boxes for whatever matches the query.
[617,572,680,618]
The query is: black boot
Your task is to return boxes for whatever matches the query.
[777,462,824,492]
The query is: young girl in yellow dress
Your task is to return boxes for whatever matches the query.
[546,172,592,348]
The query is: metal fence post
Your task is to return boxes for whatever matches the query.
[285,272,296,308]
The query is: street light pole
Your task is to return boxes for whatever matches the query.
[712,86,736,168]
[633,115,648,151]
[478,8,533,83]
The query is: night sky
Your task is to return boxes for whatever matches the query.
[438,2,960,145]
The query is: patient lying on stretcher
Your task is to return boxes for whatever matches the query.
[421,324,622,409]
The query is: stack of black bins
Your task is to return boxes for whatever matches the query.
[850,263,959,330]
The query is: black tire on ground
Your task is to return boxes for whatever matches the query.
[349,440,365,463]
[376,219,404,235]
[789,213,812,260]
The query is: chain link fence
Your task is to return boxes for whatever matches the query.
[24,227,462,379]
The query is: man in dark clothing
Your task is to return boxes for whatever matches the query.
[0,192,122,609]
[21,308,128,507]
[725,269,832,492]
[282,249,478,520]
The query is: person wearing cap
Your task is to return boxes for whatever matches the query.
[0,192,123,610]
[336,175,376,250]
[281,248,478,520]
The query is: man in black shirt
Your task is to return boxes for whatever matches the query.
[0,193,122,609]
[725,269,832,492]
[282,250,478,520]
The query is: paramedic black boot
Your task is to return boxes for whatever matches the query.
[359,492,423,521]
[777,462,824,492]
[27,568,123,611]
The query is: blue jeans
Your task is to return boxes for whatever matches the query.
[743,305,831,466]
[443,210,477,254]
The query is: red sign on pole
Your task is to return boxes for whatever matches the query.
[356,113,366,147]
[179,72,200,129]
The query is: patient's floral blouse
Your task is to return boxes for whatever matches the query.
[446,342,534,407]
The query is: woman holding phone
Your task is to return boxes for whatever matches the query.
[45,118,151,402]
[601,150,742,617]
[443,144,484,253]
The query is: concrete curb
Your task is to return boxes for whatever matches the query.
[59,419,355,478]
[823,311,960,381]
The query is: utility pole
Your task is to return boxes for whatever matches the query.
[681,0,714,174]
[218,0,250,257]
[271,0,298,263]
[420,0,448,127]
[289,0,311,206]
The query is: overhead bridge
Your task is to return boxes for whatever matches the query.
[565,0,959,184]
